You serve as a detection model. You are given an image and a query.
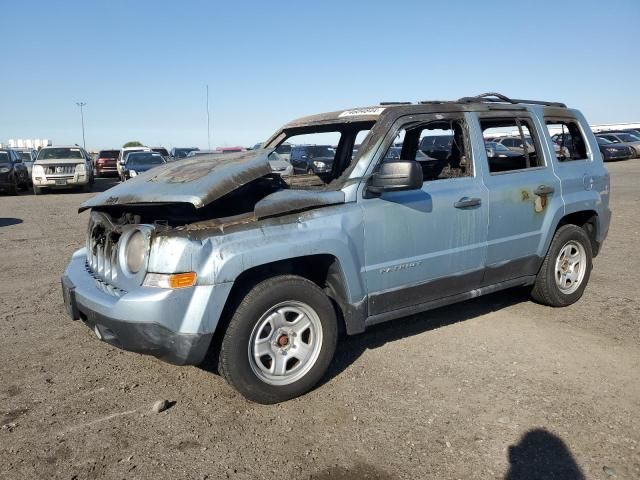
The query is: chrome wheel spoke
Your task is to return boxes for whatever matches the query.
[253,337,272,359]
[293,340,313,362]
[291,315,312,336]
[273,354,289,376]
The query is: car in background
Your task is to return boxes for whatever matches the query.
[595,136,634,161]
[484,141,524,159]
[95,149,120,177]
[267,151,293,176]
[117,146,151,179]
[419,135,453,160]
[151,147,169,159]
[0,149,30,194]
[251,142,292,161]
[186,150,222,158]
[493,136,536,155]
[121,151,167,180]
[216,147,245,154]
[170,147,199,160]
[595,132,640,157]
[290,145,336,174]
[13,148,37,180]
[32,146,94,194]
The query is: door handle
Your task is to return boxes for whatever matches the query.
[454,197,482,208]
[534,185,555,195]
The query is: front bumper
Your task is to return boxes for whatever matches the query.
[61,250,231,365]
[33,174,89,188]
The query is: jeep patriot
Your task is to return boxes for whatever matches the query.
[62,93,611,403]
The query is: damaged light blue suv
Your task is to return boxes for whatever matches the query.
[62,93,611,404]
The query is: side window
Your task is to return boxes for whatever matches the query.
[546,119,587,161]
[382,118,472,181]
[283,132,340,178]
[481,117,543,173]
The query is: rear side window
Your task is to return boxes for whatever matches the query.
[546,119,588,161]
[480,117,543,173]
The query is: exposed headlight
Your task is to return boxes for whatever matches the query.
[312,161,326,168]
[129,170,137,177]
[0,167,9,174]
[75,163,86,173]
[32,164,45,176]
[125,230,146,273]
[606,148,618,153]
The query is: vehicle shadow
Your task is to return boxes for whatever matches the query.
[505,428,585,479]
[0,218,23,228]
[320,288,530,387]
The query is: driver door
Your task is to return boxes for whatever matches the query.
[360,113,488,318]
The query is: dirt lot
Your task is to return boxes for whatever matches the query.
[0,162,638,480]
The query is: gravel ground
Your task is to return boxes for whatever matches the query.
[0,162,638,480]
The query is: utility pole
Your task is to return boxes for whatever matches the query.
[76,102,87,150]
[206,85,211,150]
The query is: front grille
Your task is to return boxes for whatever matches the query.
[86,215,120,286]
[44,164,76,175]
[85,261,126,297]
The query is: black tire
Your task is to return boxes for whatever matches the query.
[82,182,92,192]
[219,275,338,404]
[531,224,593,307]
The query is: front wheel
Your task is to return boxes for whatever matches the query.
[531,224,593,307]
[219,275,338,404]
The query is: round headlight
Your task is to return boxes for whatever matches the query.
[126,230,146,273]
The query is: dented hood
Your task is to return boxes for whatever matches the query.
[79,150,273,212]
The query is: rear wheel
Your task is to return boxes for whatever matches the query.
[531,225,593,307]
[219,275,338,404]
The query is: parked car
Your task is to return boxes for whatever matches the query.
[252,142,292,161]
[484,141,524,159]
[13,148,37,179]
[290,145,336,174]
[594,137,634,161]
[32,146,94,194]
[117,147,151,180]
[95,150,120,177]
[596,132,640,158]
[170,147,199,160]
[120,151,167,180]
[186,150,221,158]
[493,136,536,155]
[216,147,245,154]
[267,151,293,176]
[63,93,610,404]
[151,147,170,158]
[0,149,30,194]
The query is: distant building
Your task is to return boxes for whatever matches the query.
[7,138,52,149]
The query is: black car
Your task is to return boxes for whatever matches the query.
[289,145,336,174]
[0,149,29,194]
[152,147,170,159]
[595,136,634,161]
[596,132,640,158]
[170,147,199,160]
[121,151,167,180]
[419,135,453,160]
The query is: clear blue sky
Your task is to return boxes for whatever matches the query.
[2,0,638,150]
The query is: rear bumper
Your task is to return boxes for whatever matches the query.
[61,250,230,365]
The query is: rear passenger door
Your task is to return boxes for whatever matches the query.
[477,112,563,286]
[360,113,488,317]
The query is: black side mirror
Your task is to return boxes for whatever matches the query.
[367,161,423,195]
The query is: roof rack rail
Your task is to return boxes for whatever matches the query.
[379,101,412,105]
[457,92,566,108]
